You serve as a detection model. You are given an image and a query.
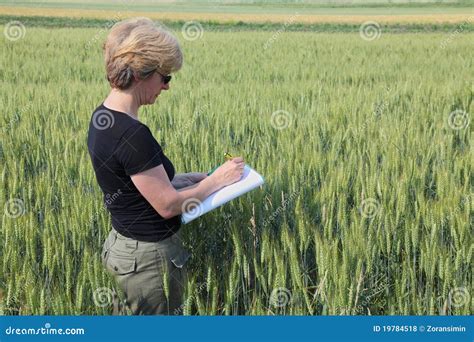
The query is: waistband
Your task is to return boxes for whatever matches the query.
[110,227,181,248]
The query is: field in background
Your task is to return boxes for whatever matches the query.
[0,21,472,315]
[0,0,472,25]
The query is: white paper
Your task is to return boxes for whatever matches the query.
[181,165,265,224]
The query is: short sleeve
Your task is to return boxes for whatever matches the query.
[114,124,163,176]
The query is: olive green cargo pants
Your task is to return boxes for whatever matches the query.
[101,228,191,315]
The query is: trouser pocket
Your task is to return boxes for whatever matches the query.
[101,232,192,315]
[102,249,137,315]
[106,253,137,275]
[169,233,191,268]
[101,230,118,266]
[160,238,192,314]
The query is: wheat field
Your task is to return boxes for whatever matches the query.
[0,24,472,315]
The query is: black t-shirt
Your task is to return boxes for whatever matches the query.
[87,103,181,242]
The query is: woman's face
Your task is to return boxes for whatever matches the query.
[136,71,170,105]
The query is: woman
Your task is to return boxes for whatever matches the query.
[87,17,244,315]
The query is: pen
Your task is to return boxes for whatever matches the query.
[207,152,233,176]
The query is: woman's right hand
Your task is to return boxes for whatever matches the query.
[210,157,245,188]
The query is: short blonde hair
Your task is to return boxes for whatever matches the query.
[103,17,183,90]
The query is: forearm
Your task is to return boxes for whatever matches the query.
[167,177,221,216]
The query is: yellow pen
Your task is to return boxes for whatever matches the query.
[208,152,233,176]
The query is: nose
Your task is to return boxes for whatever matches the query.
[162,82,170,90]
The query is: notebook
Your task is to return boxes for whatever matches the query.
[181,165,265,224]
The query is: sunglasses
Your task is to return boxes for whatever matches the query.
[155,70,172,84]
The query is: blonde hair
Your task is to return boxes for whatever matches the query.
[103,17,183,90]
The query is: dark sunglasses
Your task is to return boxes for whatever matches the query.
[155,70,172,84]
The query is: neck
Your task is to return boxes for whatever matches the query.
[104,88,140,120]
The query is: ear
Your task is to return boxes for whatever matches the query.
[132,72,140,83]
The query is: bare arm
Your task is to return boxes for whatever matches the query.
[131,158,244,219]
